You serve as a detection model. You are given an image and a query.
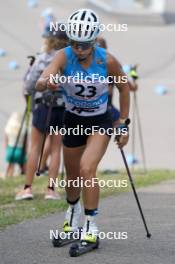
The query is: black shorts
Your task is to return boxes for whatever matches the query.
[63,111,113,148]
[32,104,65,133]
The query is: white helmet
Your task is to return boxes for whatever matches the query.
[66,9,100,42]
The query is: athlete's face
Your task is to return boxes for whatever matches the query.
[73,47,93,60]
[70,40,94,61]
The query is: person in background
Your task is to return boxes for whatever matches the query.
[15,23,69,200]
[96,36,137,127]
[4,112,27,177]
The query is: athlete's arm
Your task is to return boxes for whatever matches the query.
[107,53,130,148]
[107,52,130,120]
[35,49,66,91]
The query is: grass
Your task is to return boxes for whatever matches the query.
[0,170,175,229]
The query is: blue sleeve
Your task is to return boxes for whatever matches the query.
[63,46,72,75]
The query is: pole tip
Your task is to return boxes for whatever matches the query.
[147,233,151,239]
[36,171,40,176]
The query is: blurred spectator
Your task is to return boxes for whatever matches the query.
[15,23,69,200]
[96,36,138,126]
[4,112,27,177]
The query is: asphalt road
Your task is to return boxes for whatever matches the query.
[0,0,175,174]
[1,182,175,264]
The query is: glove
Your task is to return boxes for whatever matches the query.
[129,67,138,80]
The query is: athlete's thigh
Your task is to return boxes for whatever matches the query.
[63,145,85,178]
[81,133,110,170]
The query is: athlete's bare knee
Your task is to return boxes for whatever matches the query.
[80,163,96,179]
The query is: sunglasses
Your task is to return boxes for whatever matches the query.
[70,40,94,50]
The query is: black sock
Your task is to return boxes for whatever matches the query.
[84,208,98,216]
[24,184,31,190]
[48,186,55,191]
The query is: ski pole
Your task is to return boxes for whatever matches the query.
[36,92,55,176]
[20,95,31,167]
[134,91,147,174]
[119,147,151,238]
[130,65,147,173]
[130,65,138,172]
[131,91,136,172]
[19,56,35,166]
[27,55,36,66]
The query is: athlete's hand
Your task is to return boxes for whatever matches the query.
[46,78,59,91]
[114,121,130,148]
[115,133,129,148]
